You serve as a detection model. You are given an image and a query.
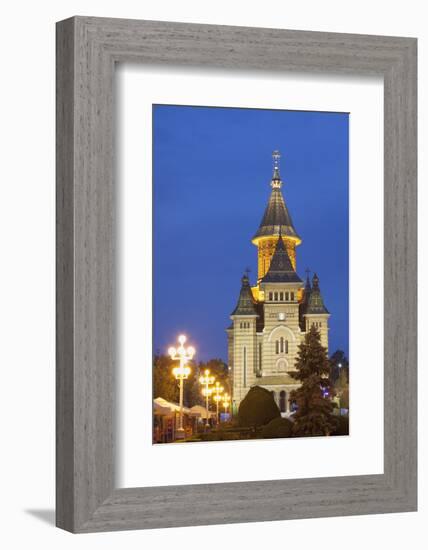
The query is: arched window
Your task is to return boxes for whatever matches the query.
[275,340,279,354]
[285,340,289,354]
[280,337,284,353]
[279,391,286,413]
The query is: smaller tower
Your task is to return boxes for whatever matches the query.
[229,273,259,410]
[302,273,330,350]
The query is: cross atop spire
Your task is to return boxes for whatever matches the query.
[271,150,282,189]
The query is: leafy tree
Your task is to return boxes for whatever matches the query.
[290,325,337,436]
[339,387,349,409]
[200,358,230,394]
[186,358,231,409]
[334,368,349,410]
[184,363,204,408]
[238,386,280,428]
[153,355,231,409]
[329,349,349,384]
[152,354,178,402]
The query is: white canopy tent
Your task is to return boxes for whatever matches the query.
[153,397,192,416]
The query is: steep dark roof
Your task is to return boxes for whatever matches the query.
[253,152,301,242]
[304,273,329,314]
[260,237,303,284]
[252,187,301,241]
[230,274,259,316]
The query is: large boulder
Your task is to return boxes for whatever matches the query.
[238,386,280,428]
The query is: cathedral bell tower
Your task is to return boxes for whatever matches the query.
[227,150,331,413]
[251,151,302,286]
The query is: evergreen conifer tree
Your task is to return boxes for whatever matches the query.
[289,325,337,436]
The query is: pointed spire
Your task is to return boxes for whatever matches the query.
[312,272,320,290]
[260,237,302,284]
[252,151,301,243]
[301,267,312,308]
[271,150,282,188]
[305,267,312,291]
[305,272,329,314]
[230,272,258,316]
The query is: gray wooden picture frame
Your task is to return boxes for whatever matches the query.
[56,16,417,533]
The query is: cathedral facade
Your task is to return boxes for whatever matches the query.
[227,151,330,415]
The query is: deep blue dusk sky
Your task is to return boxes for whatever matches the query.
[153,105,349,362]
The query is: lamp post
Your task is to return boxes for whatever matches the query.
[213,381,224,424]
[168,334,195,440]
[222,393,231,416]
[337,363,343,413]
[199,369,215,427]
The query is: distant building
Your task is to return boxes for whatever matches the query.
[227,151,330,415]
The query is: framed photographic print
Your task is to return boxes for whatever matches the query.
[56,17,417,532]
[151,104,349,441]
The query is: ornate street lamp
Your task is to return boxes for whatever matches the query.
[222,393,231,415]
[168,334,195,440]
[199,369,215,427]
[213,381,224,423]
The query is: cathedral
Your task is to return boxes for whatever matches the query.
[227,151,330,416]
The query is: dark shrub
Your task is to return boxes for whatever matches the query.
[199,431,242,441]
[238,386,280,428]
[332,415,349,436]
[261,417,293,439]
